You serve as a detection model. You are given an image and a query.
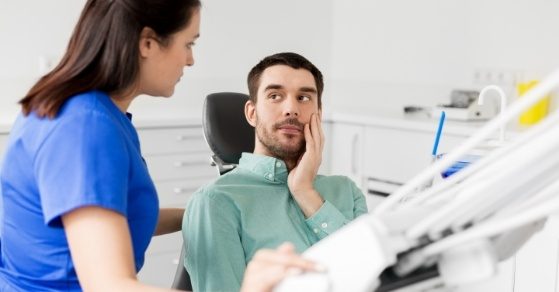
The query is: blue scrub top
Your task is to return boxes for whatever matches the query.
[0,90,159,291]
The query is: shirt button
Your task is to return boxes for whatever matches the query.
[321,223,328,229]
[276,162,282,168]
[313,228,319,234]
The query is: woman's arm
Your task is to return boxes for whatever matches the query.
[62,206,178,292]
[154,208,184,236]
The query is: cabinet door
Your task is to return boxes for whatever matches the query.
[155,178,214,207]
[138,127,207,155]
[364,126,465,185]
[329,123,365,189]
[145,153,215,182]
[137,126,210,288]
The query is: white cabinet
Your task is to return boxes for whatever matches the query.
[137,124,216,287]
[137,125,215,209]
[364,126,466,185]
[329,122,365,188]
[328,119,470,211]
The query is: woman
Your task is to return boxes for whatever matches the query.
[0,0,317,291]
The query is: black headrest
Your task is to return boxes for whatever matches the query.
[202,92,255,165]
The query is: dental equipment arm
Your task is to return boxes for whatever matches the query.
[275,69,559,292]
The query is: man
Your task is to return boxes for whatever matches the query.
[183,52,368,292]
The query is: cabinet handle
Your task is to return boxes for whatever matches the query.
[173,187,196,195]
[173,160,206,167]
[175,135,199,141]
[173,187,187,194]
[351,133,359,175]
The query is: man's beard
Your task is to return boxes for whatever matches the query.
[255,116,306,161]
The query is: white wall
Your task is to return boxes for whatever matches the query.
[0,0,333,121]
[133,0,333,118]
[0,1,85,122]
[329,0,559,114]
[2,1,559,120]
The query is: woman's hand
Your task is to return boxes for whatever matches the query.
[241,242,324,292]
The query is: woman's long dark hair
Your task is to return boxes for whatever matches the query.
[20,0,201,118]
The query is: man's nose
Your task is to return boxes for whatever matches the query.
[283,97,299,117]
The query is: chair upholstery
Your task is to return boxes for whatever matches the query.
[171,92,254,291]
[203,92,255,174]
[171,245,191,291]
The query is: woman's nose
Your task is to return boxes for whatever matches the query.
[186,51,194,67]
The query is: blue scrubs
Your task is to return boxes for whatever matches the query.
[0,90,159,291]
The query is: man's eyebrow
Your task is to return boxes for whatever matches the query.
[264,84,284,91]
[299,87,317,94]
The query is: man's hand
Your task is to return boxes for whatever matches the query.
[287,113,325,217]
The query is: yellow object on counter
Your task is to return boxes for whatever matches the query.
[517,80,551,126]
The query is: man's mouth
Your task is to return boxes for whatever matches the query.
[275,118,304,135]
[278,125,302,134]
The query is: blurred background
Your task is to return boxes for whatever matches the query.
[2,0,559,121]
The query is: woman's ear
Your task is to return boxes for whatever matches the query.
[139,27,158,58]
[244,100,257,127]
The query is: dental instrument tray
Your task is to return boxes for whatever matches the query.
[432,90,497,121]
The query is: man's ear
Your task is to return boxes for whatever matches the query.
[244,100,257,127]
[139,27,159,58]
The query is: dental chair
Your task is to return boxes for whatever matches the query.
[171,92,254,291]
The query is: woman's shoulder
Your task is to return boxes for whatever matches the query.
[58,90,113,118]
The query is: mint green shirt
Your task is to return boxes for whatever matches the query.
[183,153,368,292]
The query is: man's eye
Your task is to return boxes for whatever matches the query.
[298,95,310,101]
[186,42,196,49]
[269,94,281,100]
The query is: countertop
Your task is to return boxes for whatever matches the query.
[323,111,489,136]
[0,109,521,138]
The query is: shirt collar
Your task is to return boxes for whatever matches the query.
[238,152,288,183]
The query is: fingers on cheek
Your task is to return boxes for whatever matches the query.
[305,125,312,139]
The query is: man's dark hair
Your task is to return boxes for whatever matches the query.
[247,52,323,109]
[20,0,202,118]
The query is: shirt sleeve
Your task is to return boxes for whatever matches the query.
[183,188,246,292]
[34,112,130,227]
[305,179,369,240]
[351,179,369,218]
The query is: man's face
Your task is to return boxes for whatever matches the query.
[245,65,320,161]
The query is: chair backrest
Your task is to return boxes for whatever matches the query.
[171,92,254,291]
[202,92,254,174]
[171,245,191,290]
